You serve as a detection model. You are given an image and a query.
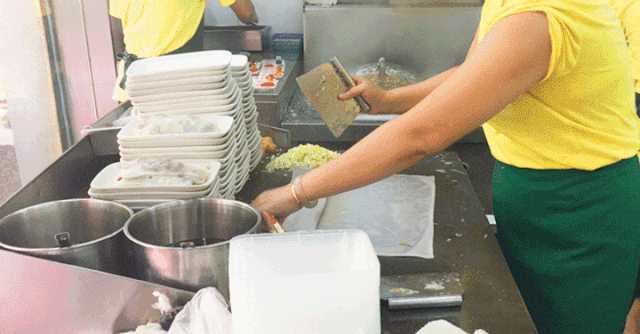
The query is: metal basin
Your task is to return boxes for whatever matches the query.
[0,199,133,275]
[124,199,261,299]
[354,57,418,90]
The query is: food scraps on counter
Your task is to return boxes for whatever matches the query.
[389,287,420,296]
[261,136,278,154]
[265,144,339,172]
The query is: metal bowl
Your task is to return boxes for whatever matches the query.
[0,199,133,274]
[124,199,261,299]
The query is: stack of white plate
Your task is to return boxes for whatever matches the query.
[116,114,242,199]
[230,55,263,172]
[88,160,222,209]
[122,50,254,197]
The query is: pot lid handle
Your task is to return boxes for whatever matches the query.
[54,232,72,248]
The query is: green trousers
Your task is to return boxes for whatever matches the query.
[493,157,640,334]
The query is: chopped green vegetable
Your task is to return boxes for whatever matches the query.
[265,144,339,172]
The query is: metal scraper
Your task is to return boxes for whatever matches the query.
[380,272,464,310]
[296,57,369,137]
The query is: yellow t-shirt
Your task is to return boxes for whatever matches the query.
[110,0,236,58]
[479,0,640,170]
[609,0,640,93]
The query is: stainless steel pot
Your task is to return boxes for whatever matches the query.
[124,199,261,299]
[0,199,133,275]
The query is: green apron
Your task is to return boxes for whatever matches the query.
[493,156,640,334]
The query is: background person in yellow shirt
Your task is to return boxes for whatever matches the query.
[253,1,640,333]
[610,0,640,115]
[110,0,257,102]
[609,1,640,332]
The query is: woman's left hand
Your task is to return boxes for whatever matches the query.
[251,185,301,221]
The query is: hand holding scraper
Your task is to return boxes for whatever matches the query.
[296,57,370,137]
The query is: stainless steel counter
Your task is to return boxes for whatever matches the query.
[236,152,537,333]
[0,248,193,333]
[0,129,535,333]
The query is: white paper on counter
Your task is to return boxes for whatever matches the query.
[285,172,435,259]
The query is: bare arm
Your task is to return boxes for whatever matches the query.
[231,0,258,24]
[382,67,459,114]
[253,12,551,217]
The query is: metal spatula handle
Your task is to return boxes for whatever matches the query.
[330,57,371,113]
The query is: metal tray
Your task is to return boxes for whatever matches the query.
[82,102,131,156]
[204,25,272,52]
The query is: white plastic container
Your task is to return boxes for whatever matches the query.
[229,230,381,334]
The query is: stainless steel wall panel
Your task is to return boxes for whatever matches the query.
[303,5,481,78]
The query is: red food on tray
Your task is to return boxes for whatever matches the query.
[274,68,285,78]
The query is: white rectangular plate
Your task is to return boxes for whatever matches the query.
[127,73,229,90]
[90,187,211,200]
[90,160,220,193]
[117,114,234,141]
[127,50,232,78]
[130,84,236,104]
[128,80,232,98]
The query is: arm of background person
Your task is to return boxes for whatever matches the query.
[253,12,552,217]
[110,17,125,56]
[108,0,126,55]
[230,0,258,24]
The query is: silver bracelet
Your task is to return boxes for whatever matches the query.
[293,177,318,209]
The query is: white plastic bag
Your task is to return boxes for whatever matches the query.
[416,320,489,334]
[168,288,232,334]
[119,322,167,334]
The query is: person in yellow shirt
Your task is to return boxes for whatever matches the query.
[610,0,640,114]
[252,1,640,333]
[110,0,257,101]
[608,1,640,333]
